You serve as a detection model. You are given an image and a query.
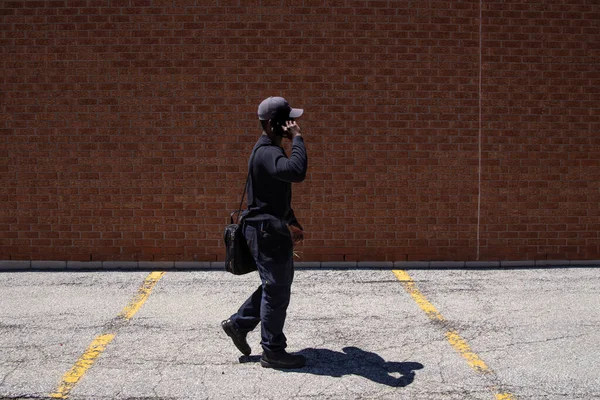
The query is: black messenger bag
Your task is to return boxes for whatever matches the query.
[224,210,256,275]
[223,146,264,275]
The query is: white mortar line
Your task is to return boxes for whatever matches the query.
[477,0,484,261]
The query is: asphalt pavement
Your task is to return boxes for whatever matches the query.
[0,267,599,399]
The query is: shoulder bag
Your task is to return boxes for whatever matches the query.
[223,146,264,275]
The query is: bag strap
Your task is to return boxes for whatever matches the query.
[232,145,266,224]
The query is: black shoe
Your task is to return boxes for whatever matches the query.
[221,319,251,356]
[260,350,306,369]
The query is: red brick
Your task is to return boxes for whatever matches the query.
[0,2,597,262]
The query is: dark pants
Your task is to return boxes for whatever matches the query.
[230,219,294,353]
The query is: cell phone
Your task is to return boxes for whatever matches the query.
[272,118,294,137]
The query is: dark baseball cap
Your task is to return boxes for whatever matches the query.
[257,96,303,121]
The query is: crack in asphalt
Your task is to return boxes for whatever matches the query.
[483,330,598,352]
[0,366,18,389]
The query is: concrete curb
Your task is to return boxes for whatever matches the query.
[138,261,175,270]
[358,261,394,268]
[175,262,212,269]
[321,261,358,269]
[32,261,66,269]
[394,261,429,268]
[567,260,600,266]
[103,261,138,270]
[466,261,501,268]
[296,262,321,268]
[430,261,466,268]
[501,261,535,268]
[67,261,103,270]
[0,260,31,270]
[0,260,598,271]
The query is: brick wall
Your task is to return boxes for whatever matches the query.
[1,0,598,262]
[480,0,599,261]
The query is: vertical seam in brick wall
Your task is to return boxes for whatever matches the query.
[476,0,484,261]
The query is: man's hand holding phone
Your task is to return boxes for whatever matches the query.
[282,120,301,139]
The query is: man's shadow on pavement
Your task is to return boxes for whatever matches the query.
[241,346,423,388]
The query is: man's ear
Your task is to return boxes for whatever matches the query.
[260,119,273,135]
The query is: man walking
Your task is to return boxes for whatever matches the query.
[222,96,308,369]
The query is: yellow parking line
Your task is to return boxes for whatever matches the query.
[445,329,490,373]
[393,269,515,399]
[49,271,165,399]
[118,271,166,320]
[496,393,516,400]
[393,270,445,322]
[49,333,115,399]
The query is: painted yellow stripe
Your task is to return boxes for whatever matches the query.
[393,269,516,399]
[49,333,115,398]
[49,271,165,399]
[392,269,445,322]
[118,271,165,320]
[446,329,490,373]
[496,393,516,400]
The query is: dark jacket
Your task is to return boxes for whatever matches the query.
[242,134,308,229]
